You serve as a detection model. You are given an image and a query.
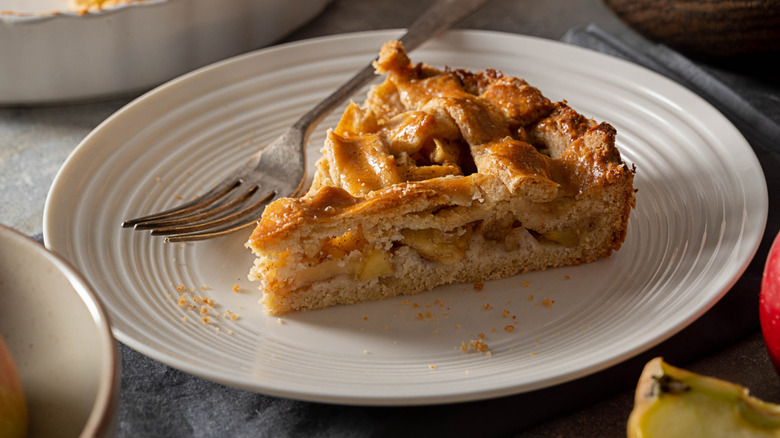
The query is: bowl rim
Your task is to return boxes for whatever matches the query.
[0,0,170,24]
[0,224,120,437]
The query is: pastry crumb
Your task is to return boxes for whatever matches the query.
[222,310,239,320]
[471,339,489,353]
[460,338,491,355]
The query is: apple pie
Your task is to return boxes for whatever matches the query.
[246,40,636,315]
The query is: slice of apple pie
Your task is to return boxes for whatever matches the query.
[246,40,636,315]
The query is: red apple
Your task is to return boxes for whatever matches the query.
[0,336,27,438]
[760,231,780,374]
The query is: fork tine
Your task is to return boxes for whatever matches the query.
[164,219,260,243]
[162,193,281,243]
[150,189,275,237]
[121,179,241,228]
[132,185,259,230]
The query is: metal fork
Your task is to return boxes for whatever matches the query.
[122,0,491,243]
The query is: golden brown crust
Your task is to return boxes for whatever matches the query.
[249,173,489,248]
[246,40,636,315]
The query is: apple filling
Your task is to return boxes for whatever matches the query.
[261,218,584,295]
[280,227,469,290]
[530,229,580,246]
[285,225,476,289]
[399,227,473,265]
[286,228,393,289]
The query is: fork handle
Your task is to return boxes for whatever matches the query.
[292,0,491,134]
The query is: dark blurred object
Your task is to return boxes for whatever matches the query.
[601,0,780,58]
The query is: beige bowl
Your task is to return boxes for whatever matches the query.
[0,225,119,438]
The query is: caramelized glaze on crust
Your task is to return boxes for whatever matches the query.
[246,40,636,315]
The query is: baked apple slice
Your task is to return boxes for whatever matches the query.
[628,357,780,437]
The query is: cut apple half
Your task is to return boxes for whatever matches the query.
[628,357,780,438]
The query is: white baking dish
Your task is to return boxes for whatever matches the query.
[0,0,331,105]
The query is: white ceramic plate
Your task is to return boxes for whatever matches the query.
[43,30,768,405]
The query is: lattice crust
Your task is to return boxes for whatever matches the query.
[246,40,636,315]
